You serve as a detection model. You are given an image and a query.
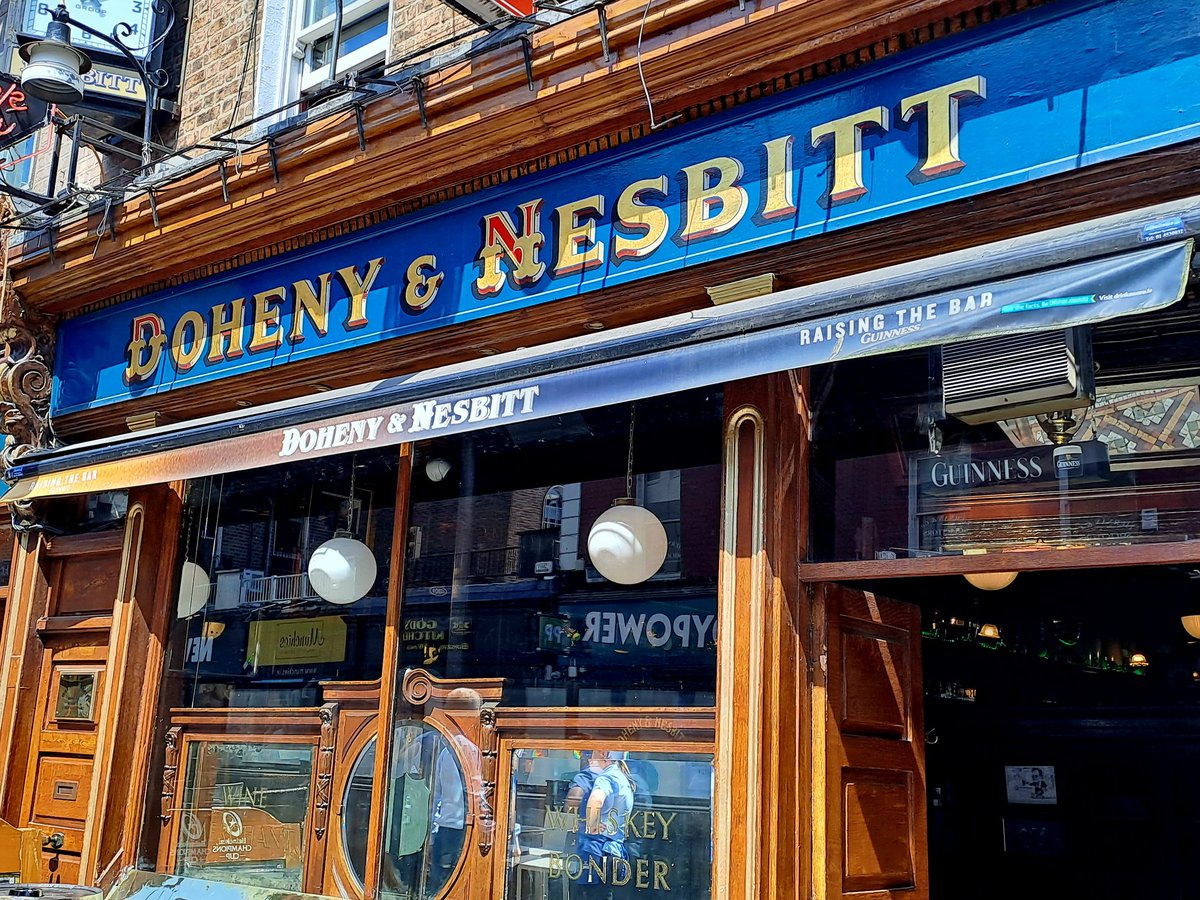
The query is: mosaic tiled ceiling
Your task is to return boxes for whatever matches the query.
[1001,386,1200,456]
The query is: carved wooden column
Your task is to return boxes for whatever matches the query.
[715,372,809,900]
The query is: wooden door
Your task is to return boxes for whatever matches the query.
[815,583,928,900]
[0,486,181,886]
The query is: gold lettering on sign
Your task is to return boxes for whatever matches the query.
[207,298,246,364]
[613,176,669,262]
[290,272,334,343]
[900,75,987,182]
[249,286,286,353]
[404,254,443,312]
[474,200,548,296]
[758,135,796,222]
[553,194,605,277]
[172,310,209,372]
[125,313,166,383]
[678,156,748,242]
[810,106,890,207]
[336,257,386,329]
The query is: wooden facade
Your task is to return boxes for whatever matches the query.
[0,0,1195,897]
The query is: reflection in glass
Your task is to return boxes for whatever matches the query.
[379,722,468,900]
[342,737,376,888]
[175,742,314,890]
[402,390,723,707]
[812,346,1200,561]
[54,672,97,720]
[167,451,398,709]
[506,749,713,898]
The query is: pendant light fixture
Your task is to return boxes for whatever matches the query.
[308,456,377,604]
[176,560,212,619]
[586,404,668,585]
[176,499,211,618]
[1182,615,1200,640]
[964,570,1018,591]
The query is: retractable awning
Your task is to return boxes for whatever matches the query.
[7,201,1197,502]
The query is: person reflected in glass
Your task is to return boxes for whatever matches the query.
[577,749,635,899]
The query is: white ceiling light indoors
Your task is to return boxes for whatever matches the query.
[586,404,668,585]
[308,456,377,604]
[176,560,212,618]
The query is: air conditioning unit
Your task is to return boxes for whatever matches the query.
[942,328,1094,425]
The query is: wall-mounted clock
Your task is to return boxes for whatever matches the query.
[21,0,158,61]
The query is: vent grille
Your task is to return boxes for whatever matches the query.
[943,329,1093,424]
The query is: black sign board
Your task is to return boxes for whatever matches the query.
[918,440,1111,493]
[0,74,47,153]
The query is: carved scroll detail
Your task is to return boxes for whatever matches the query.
[0,287,55,532]
[400,668,434,706]
[313,703,339,839]
[160,726,182,824]
[478,705,498,856]
[0,303,54,472]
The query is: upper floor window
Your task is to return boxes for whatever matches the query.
[295,0,390,94]
[257,0,390,116]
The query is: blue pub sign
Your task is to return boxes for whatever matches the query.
[53,0,1200,415]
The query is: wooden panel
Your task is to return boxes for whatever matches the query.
[31,757,93,824]
[41,849,81,884]
[717,373,809,900]
[818,583,927,900]
[842,769,916,891]
[799,539,1200,581]
[51,552,121,616]
[840,624,910,739]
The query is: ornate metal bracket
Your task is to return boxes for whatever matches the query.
[0,285,55,531]
[0,298,54,472]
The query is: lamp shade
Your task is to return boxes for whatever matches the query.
[425,458,451,482]
[586,502,668,585]
[19,27,91,106]
[963,570,1018,591]
[1182,615,1200,640]
[308,537,377,604]
[176,561,211,619]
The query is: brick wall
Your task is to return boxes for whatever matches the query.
[174,0,260,148]
[390,0,474,65]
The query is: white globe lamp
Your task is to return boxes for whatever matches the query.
[587,500,668,585]
[176,561,212,619]
[425,458,451,482]
[308,537,377,604]
[963,570,1018,591]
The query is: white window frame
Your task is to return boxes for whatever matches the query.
[255,0,390,120]
[295,0,390,94]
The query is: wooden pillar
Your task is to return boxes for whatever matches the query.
[715,371,809,900]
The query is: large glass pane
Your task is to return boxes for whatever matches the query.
[401,390,723,706]
[506,749,713,898]
[811,324,1200,561]
[377,722,468,900]
[167,449,398,709]
[175,741,314,890]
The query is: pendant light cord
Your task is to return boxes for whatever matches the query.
[625,404,636,499]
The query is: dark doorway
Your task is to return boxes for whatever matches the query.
[867,565,1200,900]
